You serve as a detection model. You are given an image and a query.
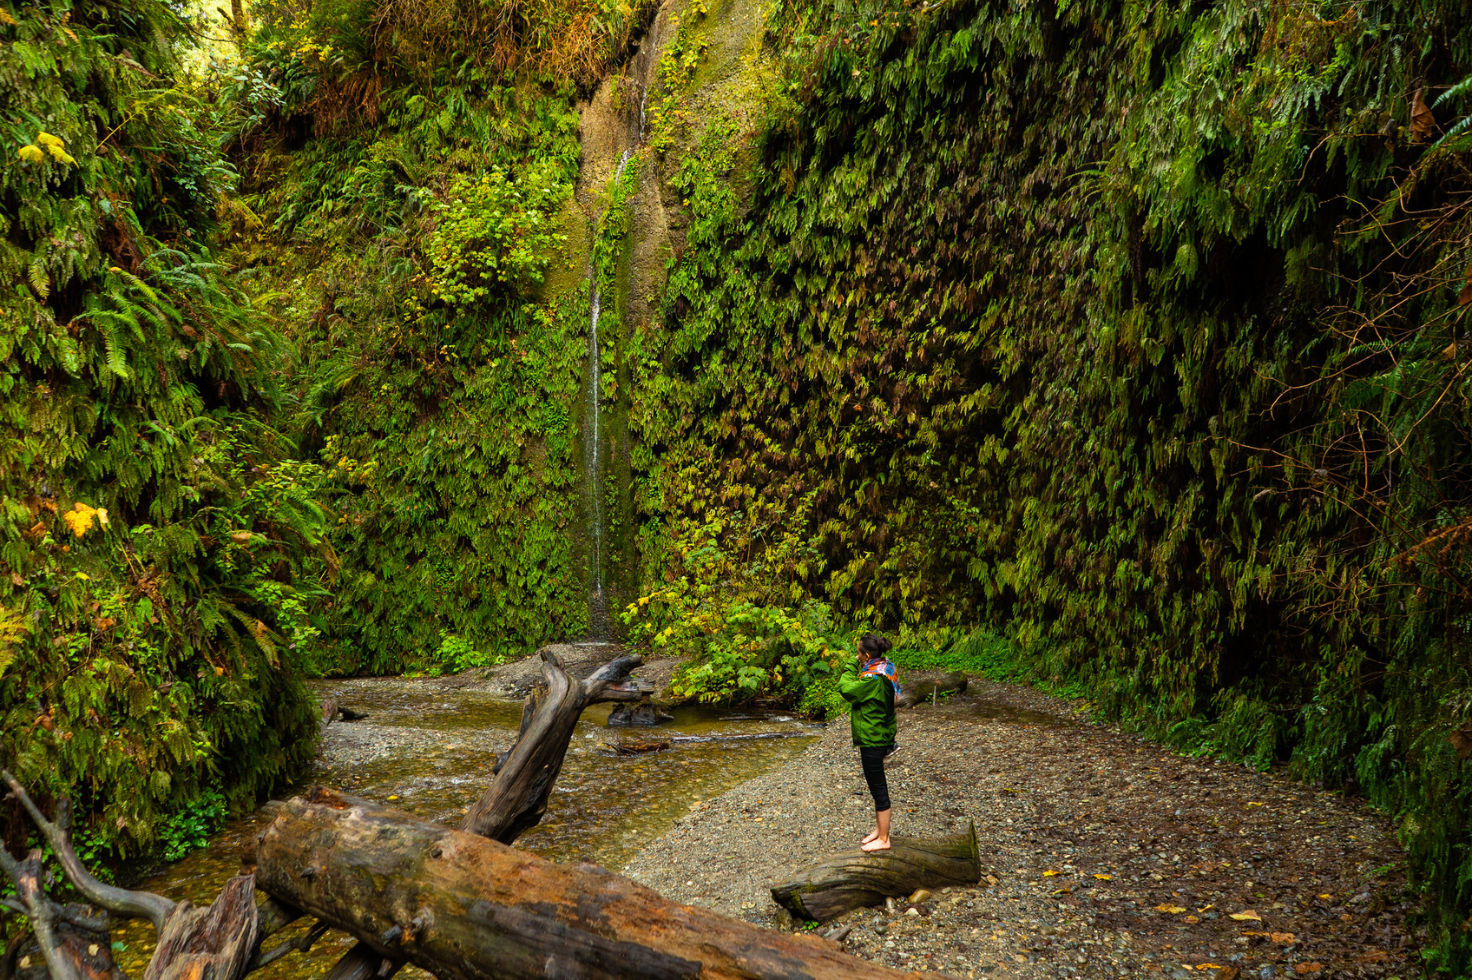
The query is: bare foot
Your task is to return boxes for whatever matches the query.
[861,828,880,844]
[861,837,891,852]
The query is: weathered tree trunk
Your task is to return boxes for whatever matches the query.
[255,788,934,980]
[459,648,645,843]
[895,671,968,709]
[769,823,982,922]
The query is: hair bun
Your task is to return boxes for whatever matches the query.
[859,632,892,656]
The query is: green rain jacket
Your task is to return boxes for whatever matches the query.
[839,659,897,747]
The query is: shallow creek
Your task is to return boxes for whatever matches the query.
[113,677,819,980]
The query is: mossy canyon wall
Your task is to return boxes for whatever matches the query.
[5,0,1472,966]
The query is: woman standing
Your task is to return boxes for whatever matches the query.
[839,633,899,852]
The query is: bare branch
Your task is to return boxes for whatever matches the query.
[0,847,81,980]
[1,771,174,930]
[245,919,330,973]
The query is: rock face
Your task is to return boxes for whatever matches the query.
[607,700,675,726]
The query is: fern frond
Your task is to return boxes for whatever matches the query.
[28,259,49,300]
[1432,74,1472,110]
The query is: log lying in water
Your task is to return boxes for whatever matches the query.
[254,787,931,980]
[895,671,968,709]
[769,823,981,922]
[606,737,671,755]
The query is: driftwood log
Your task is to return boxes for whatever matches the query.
[769,823,982,922]
[895,671,968,709]
[460,648,645,843]
[254,787,930,980]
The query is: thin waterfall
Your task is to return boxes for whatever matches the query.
[585,145,637,639]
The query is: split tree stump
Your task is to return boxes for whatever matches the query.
[254,787,932,980]
[769,823,982,921]
[460,648,645,843]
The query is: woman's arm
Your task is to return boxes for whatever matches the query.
[837,658,866,703]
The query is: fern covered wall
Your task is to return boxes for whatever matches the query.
[221,0,681,669]
[6,0,1472,957]
[0,0,323,851]
[628,0,1472,963]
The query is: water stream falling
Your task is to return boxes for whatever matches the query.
[583,79,646,637]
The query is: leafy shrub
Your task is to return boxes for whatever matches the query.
[428,164,571,304]
[622,504,842,704]
[429,631,502,674]
[159,790,228,862]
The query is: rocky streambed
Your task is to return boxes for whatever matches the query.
[625,680,1418,979]
[113,650,1417,980]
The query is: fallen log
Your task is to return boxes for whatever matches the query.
[769,823,981,922]
[255,787,934,980]
[895,671,968,709]
[460,648,646,843]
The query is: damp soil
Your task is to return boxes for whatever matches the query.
[624,680,1418,979]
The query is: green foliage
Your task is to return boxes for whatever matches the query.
[622,500,840,704]
[428,164,571,304]
[223,7,598,672]
[430,630,502,673]
[158,789,227,861]
[0,0,325,855]
[888,630,1024,684]
[629,0,1472,963]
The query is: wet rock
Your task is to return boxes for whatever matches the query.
[608,701,674,727]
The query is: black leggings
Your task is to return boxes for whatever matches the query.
[859,746,894,812]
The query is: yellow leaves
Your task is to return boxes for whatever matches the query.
[17,132,76,166]
[1091,873,1113,880]
[1042,869,1062,877]
[1245,801,1265,808]
[0,6,16,24]
[1228,909,1262,921]
[1154,904,1188,914]
[62,502,109,538]
[1243,932,1296,944]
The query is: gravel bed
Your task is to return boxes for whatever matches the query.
[624,685,1417,979]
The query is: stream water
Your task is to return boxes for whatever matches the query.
[111,678,819,980]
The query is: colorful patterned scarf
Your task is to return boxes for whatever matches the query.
[860,657,901,696]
